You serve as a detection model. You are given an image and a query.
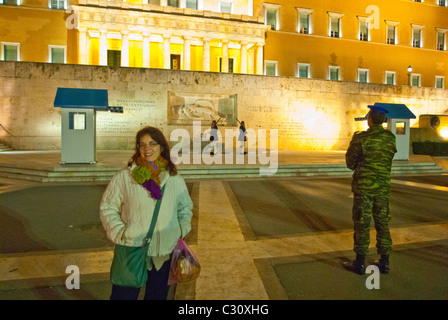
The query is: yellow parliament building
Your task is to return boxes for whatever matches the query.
[1,0,447,88]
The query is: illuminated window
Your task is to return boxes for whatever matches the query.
[296,8,313,34]
[358,18,370,41]
[385,20,399,45]
[358,69,369,83]
[411,74,421,87]
[396,122,406,135]
[298,63,310,78]
[220,1,232,13]
[50,0,66,9]
[329,66,340,80]
[186,0,197,9]
[3,0,19,5]
[265,61,277,76]
[49,46,66,63]
[1,43,20,61]
[436,29,447,51]
[264,3,281,30]
[167,0,179,7]
[435,76,445,89]
[385,71,396,85]
[412,25,424,48]
[328,12,343,38]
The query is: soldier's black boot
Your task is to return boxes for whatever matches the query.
[343,254,366,275]
[375,254,390,274]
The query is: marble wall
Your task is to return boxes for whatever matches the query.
[1,61,447,151]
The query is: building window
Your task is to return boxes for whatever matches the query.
[107,50,121,67]
[435,76,445,89]
[220,1,232,13]
[1,42,20,61]
[411,74,421,87]
[264,3,281,31]
[49,46,66,63]
[386,25,396,44]
[413,0,422,2]
[412,25,424,48]
[298,63,310,78]
[171,54,181,70]
[385,71,396,85]
[329,66,340,80]
[358,69,369,83]
[219,57,234,73]
[297,8,313,34]
[358,18,370,41]
[167,0,179,7]
[50,0,65,9]
[436,29,447,51]
[186,0,197,10]
[328,12,343,38]
[396,122,406,135]
[2,0,19,5]
[385,21,399,45]
[438,0,447,6]
[265,61,277,76]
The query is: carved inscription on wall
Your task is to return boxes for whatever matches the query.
[97,99,157,136]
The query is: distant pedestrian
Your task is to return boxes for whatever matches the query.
[344,106,397,275]
[100,126,193,300]
[238,120,247,154]
[210,119,219,155]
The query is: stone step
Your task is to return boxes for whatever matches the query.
[0,162,444,182]
[0,143,14,152]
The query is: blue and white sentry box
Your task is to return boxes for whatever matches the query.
[355,103,416,160]
[54,87,122,164]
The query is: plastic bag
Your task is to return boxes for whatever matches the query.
[168,238,201,285]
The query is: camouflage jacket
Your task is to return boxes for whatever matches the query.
[346,125,397,194]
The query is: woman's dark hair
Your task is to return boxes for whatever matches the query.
[128,126,177,176]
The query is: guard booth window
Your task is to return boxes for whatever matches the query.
[69,112,86,130]
[396,121,406,135]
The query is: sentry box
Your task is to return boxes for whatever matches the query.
[355,103,416,160]
[54,88,123,164]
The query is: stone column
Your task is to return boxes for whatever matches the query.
[121,31,130,67]
[203,37,210,72]
[160,0,167,6]
[142,32,151,68]
[240,41,248,74]
[78,27,88,65]
[163,34,171,69]
[255,42,264,75]
[99,29,108,66]
[221,40,229,73]
[183,36,191,71]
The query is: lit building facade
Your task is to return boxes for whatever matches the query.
[255,0,448,88]
[0,0,447,86]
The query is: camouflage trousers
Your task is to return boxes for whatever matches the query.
[352,192,392,256]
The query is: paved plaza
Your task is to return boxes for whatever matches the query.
[0,151,447,300]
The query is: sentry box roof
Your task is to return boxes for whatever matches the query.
[54,87,122,113]
[355,103,416,121]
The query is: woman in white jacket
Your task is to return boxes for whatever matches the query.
[100,126,193,300]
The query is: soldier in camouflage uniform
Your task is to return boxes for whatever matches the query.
[344,107,397,275]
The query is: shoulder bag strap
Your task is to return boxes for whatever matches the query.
[145,184,166,243]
